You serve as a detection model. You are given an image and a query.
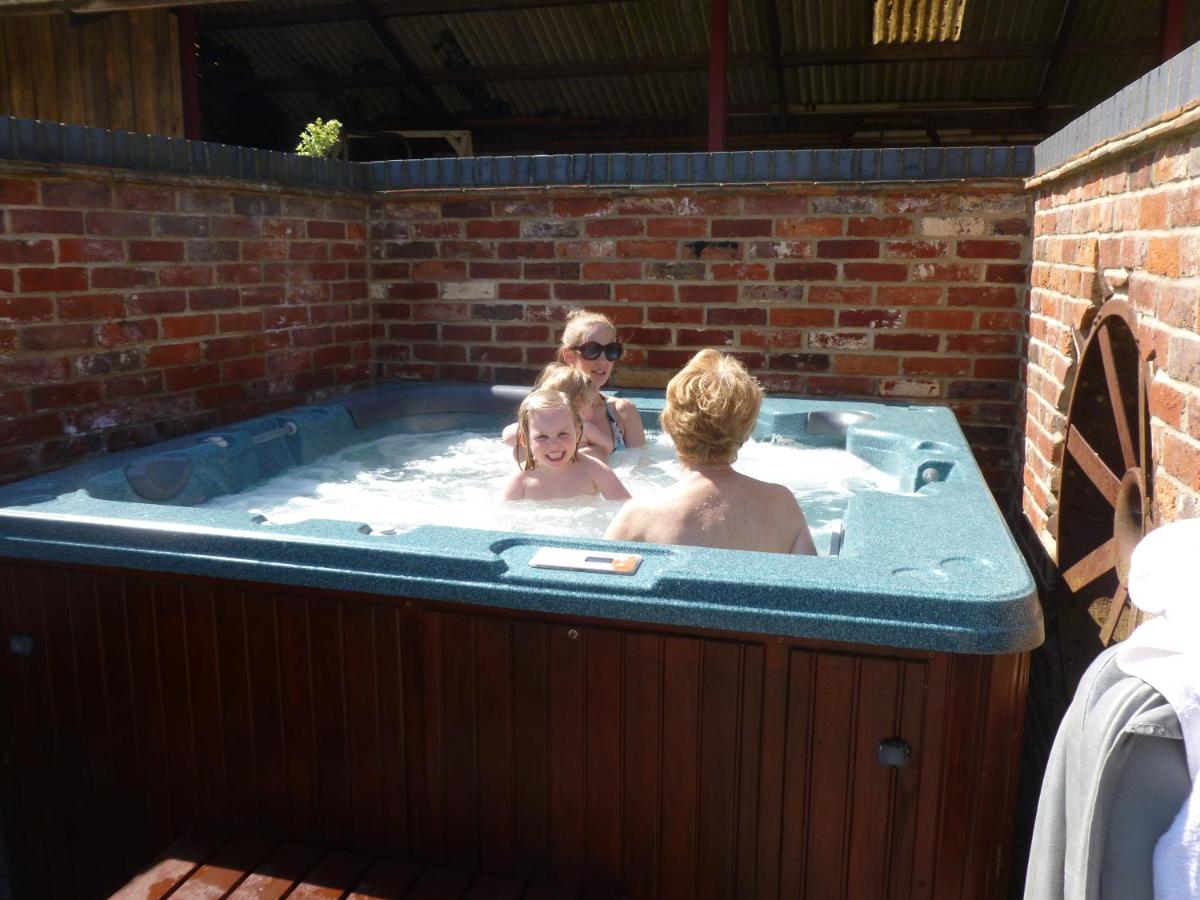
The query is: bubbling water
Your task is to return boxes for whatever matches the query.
[204,430,899,553]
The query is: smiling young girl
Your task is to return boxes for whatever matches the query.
[502,362,615,458]
[557,310,646,451]
[501,389,631,502]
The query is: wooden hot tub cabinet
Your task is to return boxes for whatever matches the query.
[0,560,1028,900]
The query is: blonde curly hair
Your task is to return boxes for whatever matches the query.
[533,362,599,408]
[515,388,583,471]
[661,349,762,464]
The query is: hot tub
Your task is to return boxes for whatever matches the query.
[0,382,1041,899]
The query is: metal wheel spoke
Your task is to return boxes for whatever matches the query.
[1099,583,1129,646]
[1098,327,1137,471]
[1062,536,1117,593]
[1067,426,1121,506]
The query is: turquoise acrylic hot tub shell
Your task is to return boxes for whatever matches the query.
[0,381,1042,654]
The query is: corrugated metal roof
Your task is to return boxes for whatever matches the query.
[195,0,1200,153]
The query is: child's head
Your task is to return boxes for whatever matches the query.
[534,362,600,410]
[661,349,762,465]
[557,309,622,388]
[515,388,584,471]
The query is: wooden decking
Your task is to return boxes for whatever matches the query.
[110,830,630,900]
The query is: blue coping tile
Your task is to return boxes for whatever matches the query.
[629,153,649,183]
[64,124,86,164]
[549,154,568,183]
[792,149,813,180]
[922,147,943,178]
[669,152,689,182]
[837,149,856,180]
[571,153,588,182]
[966,146,986,177]
[514,156,531,183]
[290,154,307,186]
[473,156,492,186]
[901,147,922,179]
[1014,146,1033,175]
[533,155,552,183]
[945,147,965,177]
[751,150,771,180]
[496,156,515,184]
[731,151,750,181]
[769,149,790,181]
[708,152,728,181]
[814,148,834,179]
[419,157,437,186]
[588,153,610,183]
[107,129,128,169]
[14,118,37,160]
[650,153,668,183]
[439,156,458,186]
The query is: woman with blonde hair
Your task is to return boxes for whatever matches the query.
[556,309,645,451]
[604,349,817,555]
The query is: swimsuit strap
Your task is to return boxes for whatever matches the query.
[605,398,627,451]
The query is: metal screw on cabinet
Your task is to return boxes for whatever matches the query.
[9,635,33,657]
[877,738,912,768]
[567,628,580,640]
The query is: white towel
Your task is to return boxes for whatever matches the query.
[1116,518,1200,900]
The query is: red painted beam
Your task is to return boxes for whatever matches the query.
[1161,0,1185,62]
[177,9,202,140]
[707,0,728,151]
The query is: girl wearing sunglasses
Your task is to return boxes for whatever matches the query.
[556,309,646,452]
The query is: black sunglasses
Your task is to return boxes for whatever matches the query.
[573,341,624,362]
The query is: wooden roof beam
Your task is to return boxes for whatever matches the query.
[352,0,448,116]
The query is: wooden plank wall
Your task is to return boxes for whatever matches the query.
[0,561,1029,900]
[0,10,183,137]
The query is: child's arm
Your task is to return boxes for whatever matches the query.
[587,456,631,501]
[501,471,526,501]
[501,422,518,447]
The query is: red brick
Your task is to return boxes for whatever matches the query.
[21,323,94,351]
[331,241,366,261]
[129,240,185,262]
[957,240,1023,259]
[413,260,467,280]
[580,261,640,280]
[0,271,11,294]
[834,354,899,375]
[441,200,492,218]
[161,314,217,338]
[0,238,55,264]
[712,219,771,238]
[769,308,836,327]
[59,238,124,263]
[96,319,159,346]
[615,240,677,260]
[155,214,210,238]
[618,283,674,303]
[495,325,549,342]
[524,262,579,280]
[240,241,288,261]
[946,334,1016,354]
[0,178,38,206]
[42,182,111,208]
[711,263,769,280]
[645,218,705,238]
[843,263,907,281]
[86,211,152,237]
[554,282,611,301]
[19,267,88,292]
[911,262,983,282]
[807,375,876,395]
[985,264,1027,283]
[974,358,1020,378]
[219,311,264,332]
[647,306,702,324]
[557,240,616,260]
[1147,237,1181,276]
[948,286,1020,308]
[92,267,158,289]
[744,195,810,215]
[818,239,880,258]
[302,220,343,240]
[584,304,644,326]
[848,217,912,237]
[776,217,843,237]
[165,364,220,390]
[586,219,645,237]
[906,309,974,329]
[290,242,328,261]
[30,381,103,409]
[0,357,70,385]
[885,240,946,258]
[222,358,266,381]
[807,286,872,305]
[57,293,124,320]
[874,332,939,352]
[768,352,830,372]
[839,309,902,328]
[707,307,767,325]
[499,282,550,300]
[678,328,733,347]
[215,264,262,284]
[439,241,491,259]
[189,288,240,310]
[9,210,84,234]
[466,220,520,239]
[748,241,810,259]
[903,357,970,376]
[0,296,54,321]
[113,185,176,212]
[740,328,807,348]
[240,286,286,306]
[204,335,257,359]
[876,286,944,306]
[126,290,188,315]
[552,198,616,217]
[978,311,1023,330]
[679,285,737,304]
[776,262,838,281]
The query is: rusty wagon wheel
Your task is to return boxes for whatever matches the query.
[1054,299,1153,647]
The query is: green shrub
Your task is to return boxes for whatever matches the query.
[295,118,343,158]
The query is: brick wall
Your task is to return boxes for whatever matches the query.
[370,184,1031,503]
[0,167,370,483]
[1026,131,1200,552]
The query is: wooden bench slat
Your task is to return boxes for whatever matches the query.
[404,866,475,899]
[288,849,374,900]
[108,828,229,900]
[224,841,326,900]
[346,859,424,899]
[463,873,525,900]
[168,834,277,899]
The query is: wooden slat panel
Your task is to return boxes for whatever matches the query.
[29,16,59,120]
[886,660,929,900]
[344,601,385,852]
[110,828,229,900]
[659,637,700,900]
[346,858,423,899]
[182,584,227,827]
[422,612,447,862]
[278,596,319,839]
[243,593,288,837]
[846,657,903,899]
[777,649,814,899]
[511,620,549,877]
[212,588,259,833]
[695,641,741,900]
[548,624,585,890]
[130,10,160,133]
[805,653,858,898]
[170,833,275,898]
[404,866,474,899]
[0,23,12,114]
[441,613,479,868]
[103,12,137,131]
[464,872,525,899]
[2,19,38,118]
[475,616,514,874]
[911,653,950,900]
[154,582,200,832]
[583,627,621,891]
[399,609,428,859]
[310,598,352,845]
[621,632,659,900]
[289,849,373,899]
[226,841,325,900]
[733,645,764,898]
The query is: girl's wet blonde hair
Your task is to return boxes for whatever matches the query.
[533,362,599,408]
[515,388,583,471]
[556,309,617,365]
[661,349,762,465]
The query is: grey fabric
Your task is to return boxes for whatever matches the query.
[1025,645,1189,900]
